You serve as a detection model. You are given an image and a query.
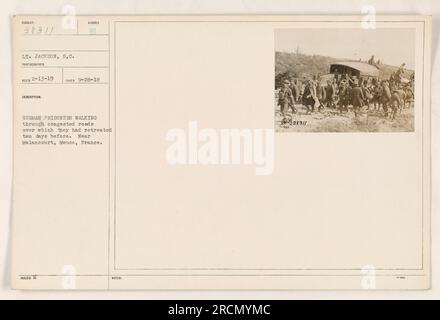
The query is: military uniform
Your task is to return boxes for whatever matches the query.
[316,83,326,110]
[325,84,335,108]
[338,83,351,113]
[302,83,316,112]
[389,89,405,119]
[290,81,299,102]
[351,85,365,116]
[372,84,383,110]
[381,83,392,116]
[278,85,294,117]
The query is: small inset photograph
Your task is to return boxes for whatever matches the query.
[275,28,415,132]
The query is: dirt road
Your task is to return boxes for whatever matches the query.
[275,103,414,132]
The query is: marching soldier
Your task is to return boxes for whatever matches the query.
[381,80,392,117]
[338,80,351,114]
[361,80,373,110]
[278,80,294,118]
[371,81,383,112]
[351,79,365,117]
[290,78,300,102]
[302,79,316,113]
[390,86,404,120]
[316,80,326,111]
[392,62,406,85]
[404,84,414,108]
[325,80,336,108]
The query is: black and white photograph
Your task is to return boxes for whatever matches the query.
[0,0,437,301]
[275,28,416,132]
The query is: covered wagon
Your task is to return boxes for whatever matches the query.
[329,61,380,82]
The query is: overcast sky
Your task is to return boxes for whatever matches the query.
[275,28,415,69]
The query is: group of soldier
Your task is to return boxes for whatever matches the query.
[277,66,414,122]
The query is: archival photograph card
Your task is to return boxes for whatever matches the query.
[11,15,431,290]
